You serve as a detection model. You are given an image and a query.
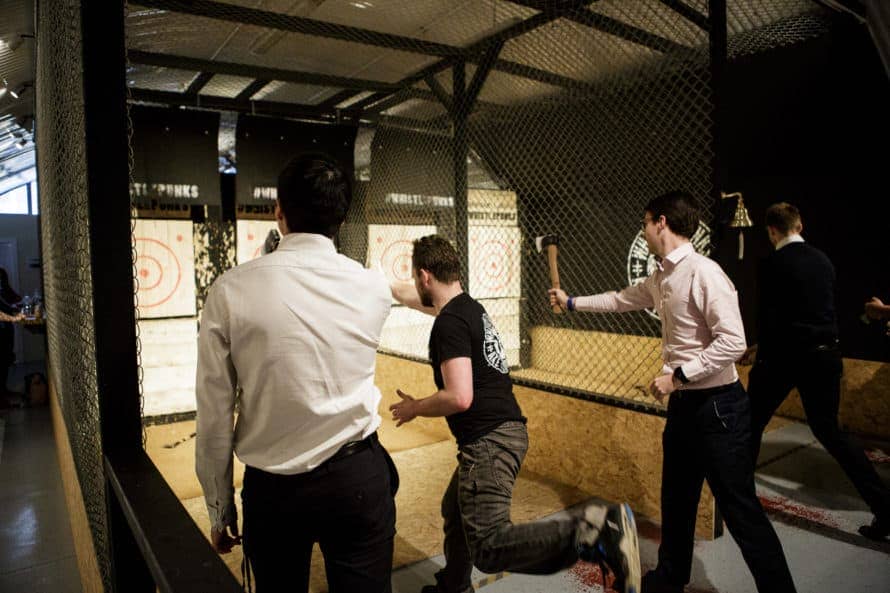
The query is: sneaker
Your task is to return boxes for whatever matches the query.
[858,516,890,541]
[580,503,641,593]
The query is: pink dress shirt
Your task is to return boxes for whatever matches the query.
[574,242,746,390]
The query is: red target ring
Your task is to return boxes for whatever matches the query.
[474,240,512,291]
[380,240,414,282]
[135,237,183,308]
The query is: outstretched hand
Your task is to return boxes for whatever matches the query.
[389,389,418,427]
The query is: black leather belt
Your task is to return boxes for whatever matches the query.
[327,432,377,463]
[675,380,739,399]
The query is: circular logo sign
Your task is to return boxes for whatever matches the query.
[626,222,711,320]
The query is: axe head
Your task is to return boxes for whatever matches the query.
[262,228,281,255]
[534,234,559,253]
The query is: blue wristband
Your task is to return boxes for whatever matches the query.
[567,296,575,311]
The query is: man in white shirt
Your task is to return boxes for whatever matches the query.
[196,153,397,592]
[549,191,796,593]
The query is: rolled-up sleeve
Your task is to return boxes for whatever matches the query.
[195,280,238,532]
[682,268,747,382]
[574,279,655,313]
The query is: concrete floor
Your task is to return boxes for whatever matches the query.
[391,421,890,593]
[2,381,888,592]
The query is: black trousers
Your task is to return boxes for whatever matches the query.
[656,382,796,593]
[242,434,398,593]
[749,347,890,521]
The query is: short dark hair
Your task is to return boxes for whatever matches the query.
[645,190,700,239]
[412,235,461,284]
[765,202,801,234]
[277,152,351,237]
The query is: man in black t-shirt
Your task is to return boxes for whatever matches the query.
[741,203,890,541]
[390,235,641,593]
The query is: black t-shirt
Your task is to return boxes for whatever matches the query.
[429,292,525,446]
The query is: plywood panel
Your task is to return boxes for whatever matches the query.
[738,358,890,440]
[139,318,198,417]
[48,371,103,593]
[134,219,197,318]
[468,226,521,299]
[236,219,279,264]
[379,305,435,360]
[366,224,436,288]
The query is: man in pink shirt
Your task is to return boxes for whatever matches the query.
[549,191,796,593]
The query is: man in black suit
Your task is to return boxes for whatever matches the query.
[743,202,890,541]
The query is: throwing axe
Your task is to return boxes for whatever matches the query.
[535,234,562,314]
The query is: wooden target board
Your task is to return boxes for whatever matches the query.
[139,318,198,416]
[468,226,521,299]
[366,224,437,287]
[237,220,280,264]
[134,219,197,319]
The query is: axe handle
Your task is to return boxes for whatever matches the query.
[546,244,563,314]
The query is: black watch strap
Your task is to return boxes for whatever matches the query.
[673,366,690,385]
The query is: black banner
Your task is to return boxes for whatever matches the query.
[366,127,454,217]
[236,115,357,207]
[129,106,220,207]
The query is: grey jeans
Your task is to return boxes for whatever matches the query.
[435,421,581,593]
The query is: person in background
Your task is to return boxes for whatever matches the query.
[742,202,890,542]
[0,268,25,407]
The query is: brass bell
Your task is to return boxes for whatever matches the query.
[721,191,753,228]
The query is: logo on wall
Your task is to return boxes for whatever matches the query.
[626,222,711,320]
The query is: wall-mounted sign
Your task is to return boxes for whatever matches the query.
[468,189,517,227]
[236,115,357,207]
[130,106,220,207]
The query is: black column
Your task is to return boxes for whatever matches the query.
[81,0,152,589]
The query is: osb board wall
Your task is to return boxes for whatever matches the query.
[513,326,665,407]
[737,358,890,440]
[375,353,453,447]
[514,384,717,539]
[48,373,103,593]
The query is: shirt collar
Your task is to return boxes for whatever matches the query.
[276,232,337,254]
[657,242,694,271]
[775,233,804,251]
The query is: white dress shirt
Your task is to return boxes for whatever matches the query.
[574,242,746,390]
[195,232,391,529]
[775,233,804,250]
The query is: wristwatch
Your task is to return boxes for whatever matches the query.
[673,366,690,385]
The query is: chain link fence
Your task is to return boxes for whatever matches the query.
[337,0,832,411]
[36,0,112,587]
[122,0,833,415]
[31,0,836,588]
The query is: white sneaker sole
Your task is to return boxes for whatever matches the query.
[616,503,641,593]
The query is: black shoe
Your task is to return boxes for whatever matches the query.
[580,503,641,593]
[420,587,439,593]
[641,570,684,593]
[858,516,890,541]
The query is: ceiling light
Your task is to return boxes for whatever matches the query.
[349,1,373,8]
[16,138,28,149]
